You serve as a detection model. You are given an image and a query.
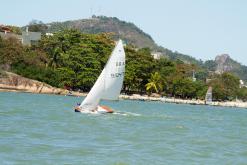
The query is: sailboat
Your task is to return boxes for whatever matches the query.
[75,39,125,114]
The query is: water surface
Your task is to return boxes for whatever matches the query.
[0,92,247,164]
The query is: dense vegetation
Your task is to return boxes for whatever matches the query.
[0,29,246,101]
[41,16,247,81]
[44,16,211,65]
[47,16,156,49]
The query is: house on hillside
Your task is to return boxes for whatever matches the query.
[21,27,41,46]
[0,25,11,33]
[0,32,22,41]
[0,25,41,46]
[0,25,22,42]
[151,52,163,59]
[239,80,247,88]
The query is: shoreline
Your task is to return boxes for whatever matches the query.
[119,94,247,109]
[1,88,247,109]
[1,71,247,109]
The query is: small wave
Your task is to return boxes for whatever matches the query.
[77,110,141,117]
[79,111,100,115]
[113,111,141,116]
[175,125,185,129]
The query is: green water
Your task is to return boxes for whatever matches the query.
[0,92,247,164]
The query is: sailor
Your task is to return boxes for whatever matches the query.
[74,103,82,112]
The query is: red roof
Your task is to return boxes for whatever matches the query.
[0,25,12,32]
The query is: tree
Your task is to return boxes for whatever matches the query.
[28,20,48,34]
[210,72,240,101]
[6,25,22,34]
[0,37,24,67]
[145,72,164,94]
[221,72,240,100]
[38,29,113,90]
[155,57,175,77]
[238,87,247,101]
[124,46,155,93]
[204,60,217,71]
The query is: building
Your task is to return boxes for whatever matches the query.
[0,25,22,41]
[0,25,41,46]
[0,32,22,41]
[45,33,53,36]
[192,70,196,82]
[151,52,163,59]
[0,25,11,33]
[239,80,246,88]
[21,31,41,46]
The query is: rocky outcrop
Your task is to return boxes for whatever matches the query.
[0,71,69,95]
[215,54,233,74]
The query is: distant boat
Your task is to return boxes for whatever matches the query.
[205,86,212,105]
[75,40,125,114]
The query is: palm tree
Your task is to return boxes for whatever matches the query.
[145,72,163,94]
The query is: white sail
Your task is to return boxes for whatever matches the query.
[79,40,125,111]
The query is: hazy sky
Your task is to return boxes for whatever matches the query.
[1,0,247,64]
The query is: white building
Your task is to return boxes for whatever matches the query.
[240,80,246,88]
[151,52,163,59]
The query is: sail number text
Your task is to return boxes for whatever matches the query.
[111,72,125,78]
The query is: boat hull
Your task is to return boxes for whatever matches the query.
[97,105,113,113]
[74,105,113,114]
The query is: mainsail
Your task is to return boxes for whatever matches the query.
[79,40,125,111]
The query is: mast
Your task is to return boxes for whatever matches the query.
[79,40,125,111]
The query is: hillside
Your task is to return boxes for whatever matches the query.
[47,16,156,49]
[45,16,200,64]
[204,54,247,81]
[25,16,246,80]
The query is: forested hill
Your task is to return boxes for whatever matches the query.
[46,16,200,64]
[24,16,247,80]
[47,16,157,49]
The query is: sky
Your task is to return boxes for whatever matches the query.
[1,0,247,65]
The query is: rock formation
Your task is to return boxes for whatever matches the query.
[0,71,68,95]
[215,54,233,74]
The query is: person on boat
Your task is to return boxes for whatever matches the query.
[74,103,96,112]
[74,103,82,112]
[74,106,81,112]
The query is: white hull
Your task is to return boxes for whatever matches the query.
[76,106,113,114]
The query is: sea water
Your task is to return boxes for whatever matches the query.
[0,92,247,164]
